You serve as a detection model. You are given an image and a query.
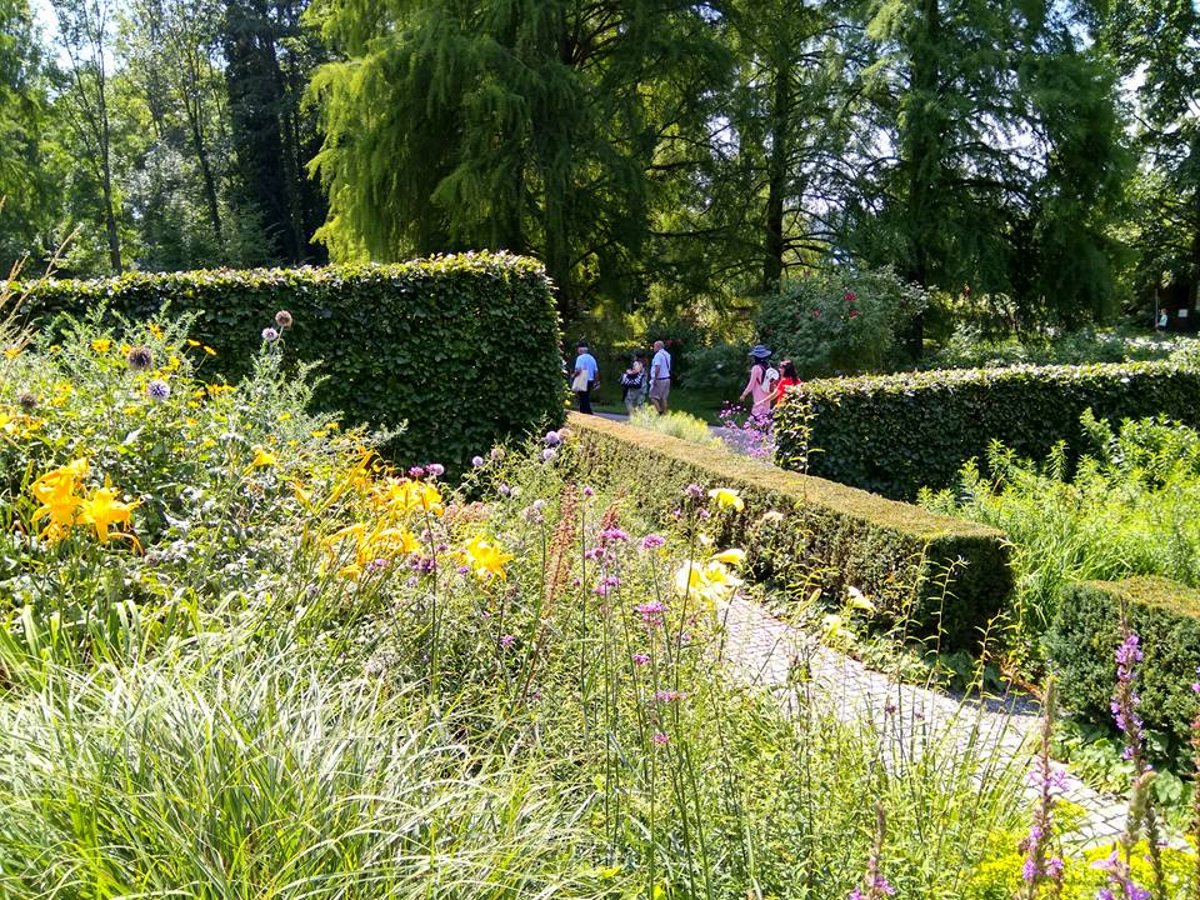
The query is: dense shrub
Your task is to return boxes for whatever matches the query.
[756,267,930,378]
[565,413,1013,650]
[14,253,564,470]
[927,325,1199,371]
[776,358,1200,500]
[1045,577,1200,752]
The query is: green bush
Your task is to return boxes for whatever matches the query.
[565,413,1013,650]
[628,407,718,446]
[756,267,931,378]
[776,359,1200,500]
[15,253,564,470]
[1045,577,1200,752]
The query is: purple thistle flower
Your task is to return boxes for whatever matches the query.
[544,430,562,446]
[426,463,445,478]
[541,448,557,462]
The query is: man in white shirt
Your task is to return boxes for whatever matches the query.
[649,340,672,414]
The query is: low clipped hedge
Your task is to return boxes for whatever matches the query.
[1046,577,1200,749]
[775,360,1200,500]
[17,254,564,469]
[566,413,1012,650]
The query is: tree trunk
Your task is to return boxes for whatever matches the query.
[188,98,224,248]
[97,81,122,273]
[902,0,942,356]
[763,59,791,292]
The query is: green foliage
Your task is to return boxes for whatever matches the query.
[628,408,718,446]
[566,412,1013,650]
[776,359,1200,500]
[1045,578,1200,754]
[922,413,1200,659]
[0,317,1027,897]
[927,326,1199,371]
[756,266,931,377]
[16,254,565,470]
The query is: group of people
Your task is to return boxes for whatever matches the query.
[571,340,673,415]
[737,345,801,418]
[570,339,800,418]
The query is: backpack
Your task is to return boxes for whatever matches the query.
[762,365,780,391]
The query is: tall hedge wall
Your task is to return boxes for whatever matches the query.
[566,413,1012,650]
[17,254,565,469]
[774,360,1200,500]
[1045,577,1200,750]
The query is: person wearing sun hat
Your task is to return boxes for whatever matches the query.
[739,345,778,418]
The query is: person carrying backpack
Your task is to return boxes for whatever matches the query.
[740,345,777,418]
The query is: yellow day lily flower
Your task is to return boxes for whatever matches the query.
[709,548,746,567]
[366,527,421,558]
[3,345,21,359]
[462,536,513,581]
[30,459,90,541]
[375,478,444,518]
[707,487,744,512]
[91,338,113,354]
[251,447,278,468]
[78,487,138,544]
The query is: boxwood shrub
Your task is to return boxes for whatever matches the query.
[1045,577,1200,750]
[16,254,565,469]
[566,413,1012,650]
[774,360,1200,500]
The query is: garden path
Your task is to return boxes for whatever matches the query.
[717,594,1133,850]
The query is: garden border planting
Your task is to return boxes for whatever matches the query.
[567,413,1012,649]
[1046,577,1200,749]
[15,253,564,470]
[775,359,1200,500]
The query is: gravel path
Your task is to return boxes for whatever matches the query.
[717,595,1132,849]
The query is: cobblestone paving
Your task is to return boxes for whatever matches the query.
[717,595,1132,849]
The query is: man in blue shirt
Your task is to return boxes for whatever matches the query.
[572,341,599,414]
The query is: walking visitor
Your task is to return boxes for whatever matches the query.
[572,340,599,415]
[740,345,777,418]
[649,340,672,414]
[772,359,801,406]
[621,350,648,414]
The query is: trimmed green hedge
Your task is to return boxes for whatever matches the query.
[17,254,565,469]
[1046,577,1200,749]
[775,360,1200,500]
[566,413,1013,650]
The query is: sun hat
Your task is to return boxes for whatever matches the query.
[748,344,772,359]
